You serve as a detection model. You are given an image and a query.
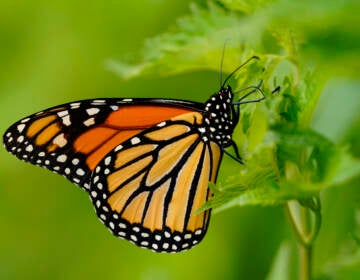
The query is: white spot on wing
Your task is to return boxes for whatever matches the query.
[83,118,95,126]
[70,102,81,109]
[17,135,24,143]
[53,133,67,147]
[184,234,192,239]
[62,115,71,126]
[104,156,111,165]
[131,137,140,145]
[25,144,33,152]
[57,110,68,117]
[133,227,140,232]
[57,154,67,162]
[86,108,100,116]
[76,168,85,176]
[17,124,26,133]
[119,223,126,229]
[21,117,30,123]
[141,241,149,246]
[114,145,123,152]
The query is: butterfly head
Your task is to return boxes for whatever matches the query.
[202,85,236,147]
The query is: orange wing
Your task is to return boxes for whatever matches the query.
[3,98,202,190]
[90,112,222,252]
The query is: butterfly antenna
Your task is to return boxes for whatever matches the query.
[219,41,228,88]
[233,80,265,105]
[272,85,281,94]
[222,55,259,88]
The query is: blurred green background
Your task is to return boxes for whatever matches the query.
[0,1,359,279]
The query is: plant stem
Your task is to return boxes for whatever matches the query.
[299,205,311,280]
[285,198,321,280]
[299,241,312,280]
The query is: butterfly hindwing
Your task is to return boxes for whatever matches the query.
[90,112,223,252]
[3,98,203,190]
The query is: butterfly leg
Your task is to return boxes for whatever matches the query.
[223,140,244,164]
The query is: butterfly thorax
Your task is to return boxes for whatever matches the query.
[201,86,235,147]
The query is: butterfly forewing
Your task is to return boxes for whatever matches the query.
[90,112,223,252]
[3,98,203,190]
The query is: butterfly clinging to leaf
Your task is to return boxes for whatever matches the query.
[3,56,268,252]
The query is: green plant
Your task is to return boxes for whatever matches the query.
[109,1,360,279]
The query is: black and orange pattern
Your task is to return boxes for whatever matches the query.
[3,99,201,190]
[3,86,241,252]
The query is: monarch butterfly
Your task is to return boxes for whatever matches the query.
[2,56,267,253]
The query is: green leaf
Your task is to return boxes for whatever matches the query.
[202,126,360,212]
[107,2,274,80]
[219,0,277,14]
[275,127,360,191]
[326,147,360,188]
[108,0,359,79]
